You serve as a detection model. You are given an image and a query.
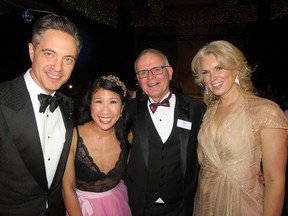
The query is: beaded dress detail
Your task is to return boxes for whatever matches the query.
[193,93,288,216]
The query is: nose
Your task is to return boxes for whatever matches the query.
[101,102,111,113]
[209,71,217,81]
[147,70,154,79]
[53,57,63,72]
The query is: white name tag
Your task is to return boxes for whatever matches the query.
[177,119,192,130]
[155,197,165,203]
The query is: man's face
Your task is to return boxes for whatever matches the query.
[28,29,78,94]
[136,52,173,103]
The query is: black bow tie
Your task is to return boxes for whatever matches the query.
[38,93,63,113]
[149,92,172,113]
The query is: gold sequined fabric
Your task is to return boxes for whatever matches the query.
[193,93,288,216]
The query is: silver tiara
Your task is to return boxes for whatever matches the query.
[101,75,127,97]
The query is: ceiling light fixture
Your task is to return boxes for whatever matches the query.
[3,0,54,22]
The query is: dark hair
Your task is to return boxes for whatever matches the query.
[79,76,131,149]
[32,13,82,56]
[86,75,126,105]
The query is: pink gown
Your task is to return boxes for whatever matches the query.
[67,127,131,216]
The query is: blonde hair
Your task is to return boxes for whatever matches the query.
[191,40,255,106]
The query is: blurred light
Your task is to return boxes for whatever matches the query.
[22,10,33,22]
[68,84,73,89]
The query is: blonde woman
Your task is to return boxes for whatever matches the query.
[192,40,287,216]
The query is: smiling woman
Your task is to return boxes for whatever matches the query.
[62,75,132,216]
[191,40,288,216]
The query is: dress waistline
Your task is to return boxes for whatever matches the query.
[76,180,123,199]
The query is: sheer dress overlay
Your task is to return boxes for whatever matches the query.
[74,128,130,192]
[193,93,288,216]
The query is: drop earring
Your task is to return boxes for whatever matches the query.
[235,75,240,85]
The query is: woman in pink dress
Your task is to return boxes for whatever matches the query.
[191,40,287,216]
[62,75,132,216]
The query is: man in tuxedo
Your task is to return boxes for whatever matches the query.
[125,48,206,216]
[0,14,82,215]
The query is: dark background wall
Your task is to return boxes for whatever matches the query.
[0,13,136,88]
[0,4,287,106]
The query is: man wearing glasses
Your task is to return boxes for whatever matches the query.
[125,48,206,216]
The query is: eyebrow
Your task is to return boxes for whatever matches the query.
[41,48,76,60]
[93,97,120,99]
[41,48,56,53]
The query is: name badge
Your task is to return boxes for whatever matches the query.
[177,119,192,130]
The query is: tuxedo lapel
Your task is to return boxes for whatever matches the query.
[136,96,150,168]
[175,94,191,178]
[2,76,48,190]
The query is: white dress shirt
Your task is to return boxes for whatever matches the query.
[24,69,65,188]
[148,92,175,143]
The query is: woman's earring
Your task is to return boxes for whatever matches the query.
[205,86,209,95]
[235,75,240,85]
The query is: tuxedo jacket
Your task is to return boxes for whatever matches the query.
[0,75,73,216]
[125,92,206,216]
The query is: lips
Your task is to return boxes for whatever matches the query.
[211,82,223,87]
[47,73,61,79]
[148,82,159,87]
[99,116,112,123]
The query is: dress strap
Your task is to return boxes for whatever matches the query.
[75,125,80,148]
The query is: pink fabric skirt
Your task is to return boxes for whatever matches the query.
[67,180,131,216]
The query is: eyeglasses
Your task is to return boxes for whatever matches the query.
[136,65,169,79]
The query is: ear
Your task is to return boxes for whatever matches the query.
[121,104,124,114]
[168,66,173,80]
[28,43,34,62]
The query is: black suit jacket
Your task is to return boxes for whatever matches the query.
[125,92,206,216]
[0,75,73,216]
